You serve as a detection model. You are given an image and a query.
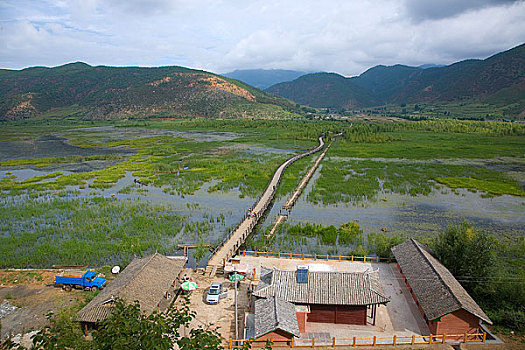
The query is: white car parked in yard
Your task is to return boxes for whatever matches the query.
[206,282,227,304]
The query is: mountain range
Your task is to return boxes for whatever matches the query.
[0,63,298,120]
[223,69,307,89]
[1,43,523,120]
[266,43,525,117]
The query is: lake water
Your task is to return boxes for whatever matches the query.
[1,127,524,265]
[0,135,135,161]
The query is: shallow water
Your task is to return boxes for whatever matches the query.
[0,135,135,161]
[254,163,525,253]
[2,126,523,265]
[66,126,240,143]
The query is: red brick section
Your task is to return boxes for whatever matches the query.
[296,311,308,333]
[256,329,294,345]
[434,309,481,335]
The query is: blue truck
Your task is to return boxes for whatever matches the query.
[55,270,106,292]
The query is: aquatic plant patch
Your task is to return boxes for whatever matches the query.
[308,159,523,204]
[435,177,525,196]
[0,197,187,268]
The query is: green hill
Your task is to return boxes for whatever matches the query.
[0,63,299,120]
[266,43,525,117]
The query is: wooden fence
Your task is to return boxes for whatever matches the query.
[225,332,487,348]
[239,250,393,264]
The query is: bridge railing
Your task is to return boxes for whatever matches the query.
[206,137,326,266]
[224,332,487,348]
[239,249,393,264]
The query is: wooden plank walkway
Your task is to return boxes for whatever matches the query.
[266,143,330,238]
[206,136,325,273]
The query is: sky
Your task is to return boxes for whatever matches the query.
[1,0,524,76]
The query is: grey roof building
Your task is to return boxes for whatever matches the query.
[254,268,389,306]
[77,253,186,324]
[254,297,300,339]
[392,239,491,334]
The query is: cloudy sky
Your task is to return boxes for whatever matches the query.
[1,0,524,76]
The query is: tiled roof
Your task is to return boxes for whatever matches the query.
[392,239,491,324]
[254,297,300,339]
[77,253,186,323]
[254,268,389,306]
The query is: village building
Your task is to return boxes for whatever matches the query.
[392,239,492,335]
[77,253,186,333]
[247,266,390,341]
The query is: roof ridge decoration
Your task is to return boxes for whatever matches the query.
[273,297,280,328]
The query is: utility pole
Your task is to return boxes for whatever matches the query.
[235,277,238,342]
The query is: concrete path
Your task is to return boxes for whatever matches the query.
[206,137,325,271]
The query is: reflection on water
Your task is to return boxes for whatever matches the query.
[0,135,135,161]
[66,126,240,143]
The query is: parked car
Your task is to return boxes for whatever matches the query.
[206,282,227,304]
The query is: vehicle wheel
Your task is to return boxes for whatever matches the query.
[64,285,72,292]
[91,286,98,292]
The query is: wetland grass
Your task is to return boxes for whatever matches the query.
[0,197,187,268]
[308,159,524,204]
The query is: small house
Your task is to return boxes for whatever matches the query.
[392,239,492,335]
[77,253,186,334]
[251,266,389,338]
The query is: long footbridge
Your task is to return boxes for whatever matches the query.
[205,136,325,274]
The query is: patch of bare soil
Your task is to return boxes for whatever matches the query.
[0,269,88,341]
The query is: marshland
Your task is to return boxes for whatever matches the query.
[0,118,523,269]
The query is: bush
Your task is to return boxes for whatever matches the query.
[338,221,364,245]
[350,245,369,257]
[488,308,525,332]
[367,232,404,258]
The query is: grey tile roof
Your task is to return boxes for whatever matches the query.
[254,297,300,339]
[77,253,186,323]
[392,239,492,324]
[254,268,389,306]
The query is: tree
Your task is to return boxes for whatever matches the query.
[367,232,404,258]
[31,297,255,350]
[432,222,497,294]
[338,221,364,245]
[31,306,94,350]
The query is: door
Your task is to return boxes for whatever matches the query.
[308,304,336,323]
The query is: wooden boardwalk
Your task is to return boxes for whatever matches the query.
[266,143,330,238]
[206,136,325,274]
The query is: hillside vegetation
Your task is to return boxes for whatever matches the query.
[266,43,525,118]
[0,63,299,120]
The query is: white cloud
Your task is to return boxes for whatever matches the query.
[0,0,523,76]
